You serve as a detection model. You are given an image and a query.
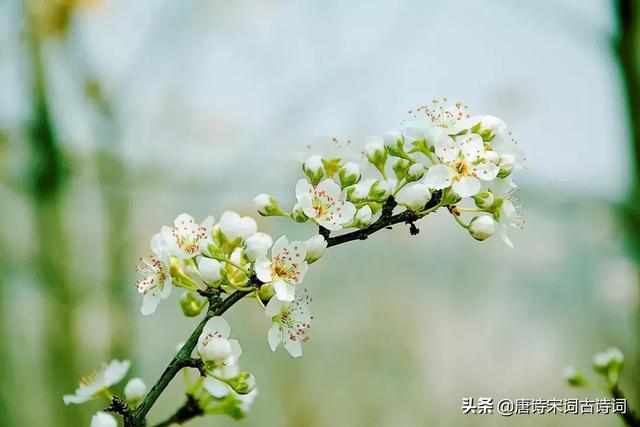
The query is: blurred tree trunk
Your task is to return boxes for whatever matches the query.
[26,20,81,427]
[614,0,640,398]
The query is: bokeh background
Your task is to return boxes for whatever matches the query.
[1,0,639,426]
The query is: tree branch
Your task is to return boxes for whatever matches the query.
[612,384,640,427]
[127,191,444,426]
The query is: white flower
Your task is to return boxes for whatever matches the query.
[338,161,361,187]
[161,213,214,259]
[202,365,258,414]
[594,347,624,370]
[219,211,257,242]
[197,256,223,282]
[265,289,312,358]
[478,115,507,140]
[63,360,131,405]
[124,378,147,402]
[135,234,173,316]
[255,236,308,302]
[197,317,242,366]
[423,133,499,197]
[489,177,525,248]
[304,234,327,264]
[407,163,425,180]
[395,183,431,211]
[244,232,273,261]
[303,155,323,174]
[468,215,496,241]
[90,412,117,427]
[354,205,373,227]
[295,178,356,231]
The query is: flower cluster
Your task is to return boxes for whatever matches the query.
[65,101,525,426]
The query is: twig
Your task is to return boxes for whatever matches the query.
[612,384,640,427]
[126,192,443,426]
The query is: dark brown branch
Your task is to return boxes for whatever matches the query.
[152,394,203,427]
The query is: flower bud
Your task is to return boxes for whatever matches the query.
[180,291,206,317]
[384,131,409,159]
[199,337,233,363]
[364,136,387,172]
[498,154,516,178]
[91,412,117,427]
[593,347,624,375]
[468,216,496,241]
[349,180,372,202]
[562,367,586,388]
[302,155,324,185]
[396,183,431,211]
[338,162,361,188]
[226,372,256,395]
[290,203,309,223]
[354,205,373,228]
[305,235,327,264]
[473,191,495,210]
[244,232,273,261]
[254,193,287,217]
[219,211,258,242]
[392,158,411,180]
[197,257,223,283]
[368,180,391,202]
[478,115,507,141]
[124,378,147,402]
[407,163,425,181]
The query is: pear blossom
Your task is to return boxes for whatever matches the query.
[338,161,361,187]
[265,289,312,358]
[204,365,256,397]
[423,133,499,197]
[63,359,131,405]
[255,236,308,302]
[219,211,257,242]
[90,412,117,427]
[396,183,431,211]
[135,233,173,316]
[407,163,425,180]
[124,378,147,402]
[254,193,286,216]
[244,232,273,261]
[162,213,214,259]
[304,234,327,264]
[295,178,356,231]
[197,316,242,366]
[201,365,258,416]
[418,99,478,135]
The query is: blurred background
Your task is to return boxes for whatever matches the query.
[1,0,639,426]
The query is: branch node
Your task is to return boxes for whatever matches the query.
[408,222,420,235]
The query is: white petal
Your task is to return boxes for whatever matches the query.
[160,279,172,299]
[316,217,342,231]
[264,297,286,318]
[274,280,295,302]
[452,176,481,197]
[203,377,231,398]
[298,194,316,218]
[429,128,458,163]
[197,256,223,282]
[335,201,356,225]
[271,235,289,257]
[141,293,161,316]
[103,360,131,386]
[473,160,500,181]
[63,394,92,405]
[254,258,273,283]
[90,411,117,427]
[283,336,303,358]
[226,339,242,365]
[174,213,196,229]
[203,316,231,339]
[459,133,484,162]
[267,324,282,352]
[316,178,342,200]
[295,179,313,199]
[423,164,454,189]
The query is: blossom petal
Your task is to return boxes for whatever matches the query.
[271,235,289,257]
[283,336,303,358]
[267,324,282,352]
[298,194,315,218]
[226,339,242,365]
[452,176,481,197]
[264,297,286,318]
[459,133,484,163]
[203,377,231,398]
[274,280,295,302]
[429,128,458,163]
[203,316,231,339]
[63,394,92,405]
[424,164,454,190]
[141,293,161,316]
[103,360,131,387]
[295,179,313,200]
[316,179,342,201]
[254,258,272,283]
